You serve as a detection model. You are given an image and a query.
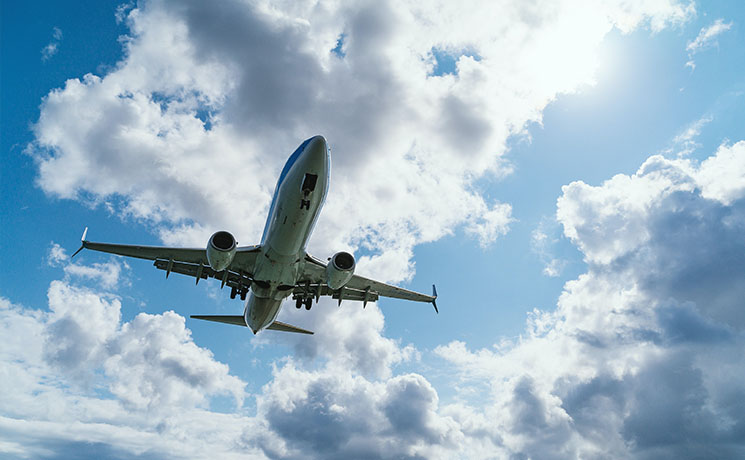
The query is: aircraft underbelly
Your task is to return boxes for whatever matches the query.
[244,294,282,333]
[246,134,330,333]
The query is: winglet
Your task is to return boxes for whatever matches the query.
[431,284,438,314]
[71,227,89,259]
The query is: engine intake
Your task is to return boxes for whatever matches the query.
[326,251,355,290]
[206,231,237,272]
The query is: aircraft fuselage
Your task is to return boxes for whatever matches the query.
[243,136,329,333]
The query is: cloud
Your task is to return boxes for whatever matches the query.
[41,27,63,62]
[0,258,250,458]
[685,18,732,69]
[28,0,693,280]
[531,221,567,277]
[437,140,745,458]
[47,242,127,289]
[17,1,742,458]
[249,362,462,459]
[666,114,713,157]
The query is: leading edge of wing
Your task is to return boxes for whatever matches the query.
[72,229,260,267]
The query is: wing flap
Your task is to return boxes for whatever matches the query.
[291,284,379,303]
[153,259,252,290]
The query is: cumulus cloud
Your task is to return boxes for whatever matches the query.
[21,140,742,459]
[0,259,249,458]
[437,140,745,458]
[28,0,693,280]
[16,1,741,458]
[685,18,732,69]
[40,277,246,409]
[248,362,462,459]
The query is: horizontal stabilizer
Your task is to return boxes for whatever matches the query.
[267,320,314,335]
[190,315,246,327]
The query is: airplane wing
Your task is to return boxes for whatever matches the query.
[299,254,438,312]
[73,230,260,292]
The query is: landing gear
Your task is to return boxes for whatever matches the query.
[295,297,314,310]
[231,286,248,301]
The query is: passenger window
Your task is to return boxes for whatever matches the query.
[302,173,318,192]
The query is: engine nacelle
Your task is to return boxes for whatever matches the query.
[206,231,237,272]
[326,251,356,290]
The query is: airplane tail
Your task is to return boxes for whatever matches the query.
[190,315,314,335]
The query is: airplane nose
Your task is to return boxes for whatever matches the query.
[305,135,327,159]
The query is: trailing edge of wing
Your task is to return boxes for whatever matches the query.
[266,320,314,335]
[190,315,246,327]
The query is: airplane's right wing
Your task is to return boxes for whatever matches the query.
[74,232,260,296]
[299,254,438,311]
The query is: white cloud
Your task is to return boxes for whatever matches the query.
[19,138,744,458]
[29,0,693,281]
[248,361,463,459]
[685,18,732,69]
[531,221,567,277]
[41,27,63,62]
[686,18,733,53]
[0,272,251,459]
[17,1,743,458]
[47,242,127,289]
[667,114,713,157]
[437,140,745,458]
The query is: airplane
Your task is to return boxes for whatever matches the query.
[72,135,437,335]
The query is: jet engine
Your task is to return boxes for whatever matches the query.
[206,231,237,271]
[326,251,355,290]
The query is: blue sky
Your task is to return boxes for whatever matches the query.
[2,1,745,458]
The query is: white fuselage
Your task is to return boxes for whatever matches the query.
[243,136,329,333]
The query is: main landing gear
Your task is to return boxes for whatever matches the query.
[295,297,313,310]
[230,286,248,301]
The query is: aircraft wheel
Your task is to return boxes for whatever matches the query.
[295,298,303,309]
[240,290,247,301]
[304,299,312,310]
[230,287,237,299]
